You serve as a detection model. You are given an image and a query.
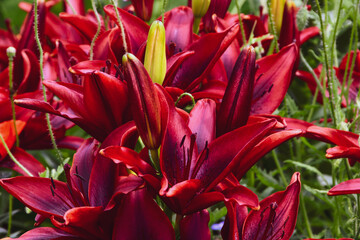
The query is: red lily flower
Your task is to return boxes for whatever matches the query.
[15,70,129,141]
[222,172,301,240]
[0,133,150,239]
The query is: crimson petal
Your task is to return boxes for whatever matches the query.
[12,227,81,240]
[217,46,256,136]
[180,210,211,240]
[0,177,76,218]
[242,172,301,240]
[168,24,239,91]
[251,43,298,114]
[328,178,360,196]
[112,189,175,240]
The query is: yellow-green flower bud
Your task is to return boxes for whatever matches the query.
[192,0,211,33]
[144,20,166,85]
[271,0,286,35]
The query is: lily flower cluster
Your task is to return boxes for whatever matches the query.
[0,0,359,239]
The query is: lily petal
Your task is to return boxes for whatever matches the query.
[328,178,360,196]
[112,189,175,240]
[12,227,81,240]
[180,210,211,240]
[242,172,301,240]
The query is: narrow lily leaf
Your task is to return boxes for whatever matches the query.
[168,24,239,91]
[188,99,216,154]
[328,178,360,196]
[112,189,175,240]
[12,227,81,240]
[122,53,162,149]
[0,177,76,218]
[217,46,256,136]
[164,6,194,55]
[180,210,211,240]
[242,172,301,240]
[251,43,298,114]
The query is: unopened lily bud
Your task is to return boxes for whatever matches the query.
[6,47,16,60]
[144,20,166,85]
[192,0,211,33]
[271,0,286,35]
[122,53,162,150]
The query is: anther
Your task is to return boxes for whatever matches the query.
[268,84,274,93]
[50,177,56,189]
[50,185,55,197]
[180,135,186,148]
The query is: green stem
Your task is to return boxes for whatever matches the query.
[300,192,314,238]
[235,0,247,45]
[89,0,102,60]
[110,0,128,53]
[7,49,19,147]
[7,194,13,237]
[271,150,287,186]
[64,0,77,14]
[314,0,337,127]
[0,134,33,177]
[161,0,168,23]
[34,0,63,164]
[149,148,160,173]
[175,92,196,108]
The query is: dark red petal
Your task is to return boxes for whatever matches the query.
[123,53,162,149]
[188,99,216,154]
[217,46,256,136]
[279,2,300,49]
[164,6,194,55]
[59,13,102,42]
[0,177,75,218]
[130,0,154,21]
[168,24,239,91]
[328,178,360,196]
[0,147,45,176]
[221,203,248,240]
[12,227,81,240]
[100,146,155,175]
[194,119,276,191]
[112,189,175,240]
[251,43,298,114]
[16,50,41,94]
[242,172,301,240]
[104,5,149,54]
[299,26,320,45]
[180,210,211,240]
[70,139,98,202]
[64,0,85,16]
[234,129,303,180]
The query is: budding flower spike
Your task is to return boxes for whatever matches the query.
[144,20,166,85]
[192,0,211,33]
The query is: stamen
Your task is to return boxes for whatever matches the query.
[100,67,106,72]
[50,177,56,189]
[268,84,274,93]
[50,185,55,197]
[180,135,186,148]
